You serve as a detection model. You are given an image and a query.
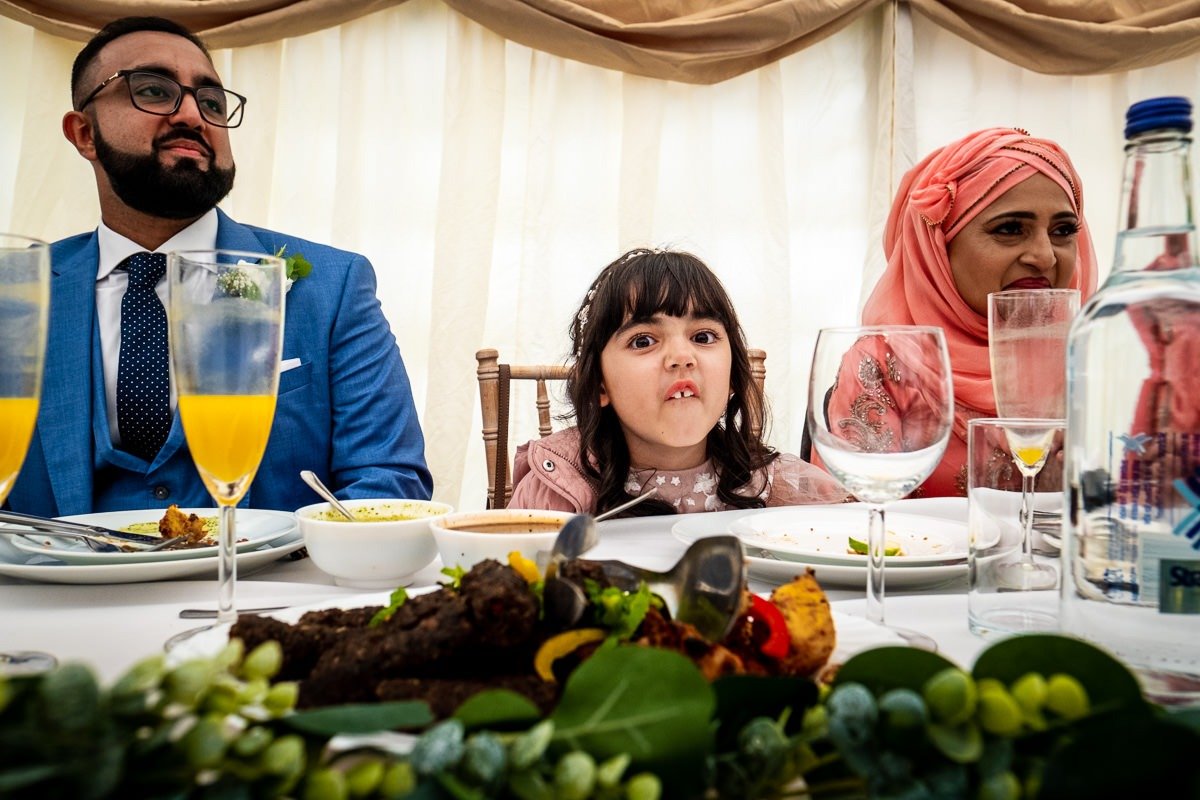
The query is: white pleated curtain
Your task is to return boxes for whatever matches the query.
[2,0,1198,509]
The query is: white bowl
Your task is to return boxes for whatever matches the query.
[296,498,453,588]
[429,509,574,572]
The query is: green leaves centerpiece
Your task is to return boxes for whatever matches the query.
[2,634,1199,798]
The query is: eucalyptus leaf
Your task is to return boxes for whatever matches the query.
[283,701,433,735]
[0,764,62,792]
[971,635,1145,711]
[550,646,714,766]
[927,721,983,763]
[712,674,818,747]
[38,663,100,731]
[454,690,542,731]
[833,646,957,695]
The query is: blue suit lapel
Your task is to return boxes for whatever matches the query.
[41,235,99,512]
[215,209,270,253]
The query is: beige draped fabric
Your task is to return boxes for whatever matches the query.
[0,0,409,47]
[2,0,1199,82]
[3,1,1199,508]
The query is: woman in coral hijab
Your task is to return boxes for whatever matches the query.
[822,127,1099,497]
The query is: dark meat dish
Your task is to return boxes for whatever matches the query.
[230,558,836,718]
[232,559,546,711]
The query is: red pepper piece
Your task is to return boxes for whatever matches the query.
[750,595,790,660]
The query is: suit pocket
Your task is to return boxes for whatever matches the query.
[277,361,312,396]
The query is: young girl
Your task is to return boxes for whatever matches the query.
[508,248,848,516]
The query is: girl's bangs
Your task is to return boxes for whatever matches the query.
[616,256,733,328]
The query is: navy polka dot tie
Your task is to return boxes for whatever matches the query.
[116,252,170,461]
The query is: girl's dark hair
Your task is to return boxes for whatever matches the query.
[566,248,778,517]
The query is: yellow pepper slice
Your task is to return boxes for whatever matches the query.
[533,628,608,682]
[507,551,541,583]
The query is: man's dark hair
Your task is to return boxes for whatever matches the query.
[71,17,211,109]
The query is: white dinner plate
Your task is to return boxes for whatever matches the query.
[0,529,305,584]
[672,513,968,589]
[168,589,905,669]
[729,506,966,567]
[6,509,297,565]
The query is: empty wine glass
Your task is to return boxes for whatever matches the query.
[808,326,953,646]
[988,288,1079,589]
[165,250,285,646]
[0,233,55,675]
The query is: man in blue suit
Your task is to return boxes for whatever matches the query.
[9,16,432,516]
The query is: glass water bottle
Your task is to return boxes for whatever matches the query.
[1062,96,1200,704]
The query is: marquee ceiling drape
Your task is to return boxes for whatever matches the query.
[3,0,1199,83]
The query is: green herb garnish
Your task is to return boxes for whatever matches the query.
[368,586,408,628]
[583,579,662,640]
[440,564,467,589]
[848,535,901,556]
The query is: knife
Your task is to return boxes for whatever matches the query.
[0,510,164,545]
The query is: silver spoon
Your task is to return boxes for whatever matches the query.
[299,470,356,521]
[600,536,745,641]
[544,534,745,642]
[547,486,660,568]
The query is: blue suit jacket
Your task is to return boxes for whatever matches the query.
[9,209,432,515]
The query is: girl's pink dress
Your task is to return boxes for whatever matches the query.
[509,428,849,513]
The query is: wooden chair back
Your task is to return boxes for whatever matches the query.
[476,347,767,509]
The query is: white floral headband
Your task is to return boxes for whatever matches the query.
[574,249,661,352]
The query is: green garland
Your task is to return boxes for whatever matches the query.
[1,634,1198,798]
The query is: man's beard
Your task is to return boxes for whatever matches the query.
[94,126,235,220]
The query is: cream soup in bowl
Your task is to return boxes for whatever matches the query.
[296,499,453,588]
[430,509,573,571]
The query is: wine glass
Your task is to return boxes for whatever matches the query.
[807,326,953,646]
[0,234,54,675]
[166,250,285,641]
[987,288,1079,590]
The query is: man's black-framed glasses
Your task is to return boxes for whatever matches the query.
[78,70,246,128]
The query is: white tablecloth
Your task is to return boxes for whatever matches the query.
[0,498,991,682]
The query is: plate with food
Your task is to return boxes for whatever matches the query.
[0,528,305,584]
[727,506,966,567]
[5,506,297,565]
[170,557,905,718]
[672,513,968,588]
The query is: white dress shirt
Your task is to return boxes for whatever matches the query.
[95,210,218,446]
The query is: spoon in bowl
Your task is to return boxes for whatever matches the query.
[299,470,357,522]
[547,486,660,567]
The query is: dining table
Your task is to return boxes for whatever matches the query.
[0,496,991,685]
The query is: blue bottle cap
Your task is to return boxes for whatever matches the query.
[1125,96,1193,138]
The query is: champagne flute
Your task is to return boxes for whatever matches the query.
[987,288,1079,589]
[808,326,953,646]
[0,234,54,675]
[166,250,285,641]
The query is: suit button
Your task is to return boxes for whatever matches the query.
[153,485,170,500]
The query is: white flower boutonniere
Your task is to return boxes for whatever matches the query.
[216,246,313,299]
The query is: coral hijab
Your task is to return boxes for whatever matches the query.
[862,127,1099,436]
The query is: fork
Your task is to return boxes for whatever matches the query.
[0,528,188,553]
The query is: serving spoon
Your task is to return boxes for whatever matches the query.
[299,470,357,521]
[542,486,747,641]
[544,535,745,642]
[546,486,660,567]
